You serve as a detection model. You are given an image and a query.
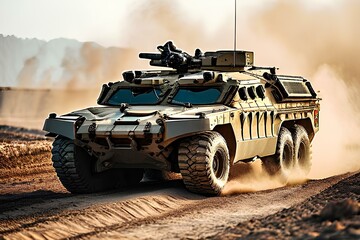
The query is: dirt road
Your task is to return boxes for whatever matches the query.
[0,125,359,239]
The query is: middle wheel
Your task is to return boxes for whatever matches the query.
[178,131,230,195]
[262,127,295,182]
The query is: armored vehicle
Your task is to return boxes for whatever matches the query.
[43,41,320,195]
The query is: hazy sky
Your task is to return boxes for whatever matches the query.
[0,0,340,47]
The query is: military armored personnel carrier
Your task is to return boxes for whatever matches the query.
[43,41,320,195]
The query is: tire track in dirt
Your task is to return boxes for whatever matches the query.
[0,151,65,197]
[0,182,201,239]
[90,173,354,240]
[0,173,353,240]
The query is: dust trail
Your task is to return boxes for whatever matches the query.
[310,66,360,178]
[222,1,360,193]
[221,162,282,195]
[223,0,360,194]
[253,0,360,112]
[221,161,308,196]
[251,0,360,178]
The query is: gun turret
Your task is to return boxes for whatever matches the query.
[139,41,201,73]
[139,41,254,73]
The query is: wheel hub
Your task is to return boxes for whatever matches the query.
[212,150,225,179]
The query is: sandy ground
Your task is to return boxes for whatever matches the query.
[0,125,359,240]
[211,172,360,239]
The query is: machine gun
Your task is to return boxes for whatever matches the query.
[139,41,203,73]
[140,41,255,73]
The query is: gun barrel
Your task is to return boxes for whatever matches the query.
[139,53,162,60]
[149,60,167,67]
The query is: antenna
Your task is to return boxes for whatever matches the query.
[233,0,237,67]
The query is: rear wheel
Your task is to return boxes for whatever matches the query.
[292,124,312,175]
[52,137,143,193]
[178,132,230,195]
[262,127,295,181]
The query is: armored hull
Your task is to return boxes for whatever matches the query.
[44,41,320,195]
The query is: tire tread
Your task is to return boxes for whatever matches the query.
[178,131,229,195]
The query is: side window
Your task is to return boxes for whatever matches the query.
[256,85,266,99]
[239,87,248,101]
[247,86,257,99]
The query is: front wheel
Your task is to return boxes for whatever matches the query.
[52,137,143,193]
[178,132,230,195]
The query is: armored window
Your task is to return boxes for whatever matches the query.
[256,85,266,99]
[171,87,222,105]
[239,87,248,101]
[107,88,162,105]
[247,86,257,99]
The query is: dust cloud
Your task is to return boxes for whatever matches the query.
[123,1,205,53]
[122,0,236,65]
[221,161,282,195]
[0,37,136,128]
[251,0,360,178]
[253,0,360,112]
[62,43,135,89]
[222,0,360,194]
[16,41,134,89]
[0,88,100,129]
[222,161,309,196]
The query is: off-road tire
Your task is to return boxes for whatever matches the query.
[262,127,295,180]
[292,124,312,175]
[178,132,230,195]
[52,137,143,193]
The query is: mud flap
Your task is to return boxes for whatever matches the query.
[43,116,79,139]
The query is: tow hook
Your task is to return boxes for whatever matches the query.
[88,123,96,139]
[144,122,152,132]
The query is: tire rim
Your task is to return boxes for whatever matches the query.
[213,150,225,179]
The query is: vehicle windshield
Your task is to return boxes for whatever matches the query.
[171,87,222,105]
[107,88,161,105]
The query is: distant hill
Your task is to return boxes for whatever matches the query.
[0,35,132,89]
